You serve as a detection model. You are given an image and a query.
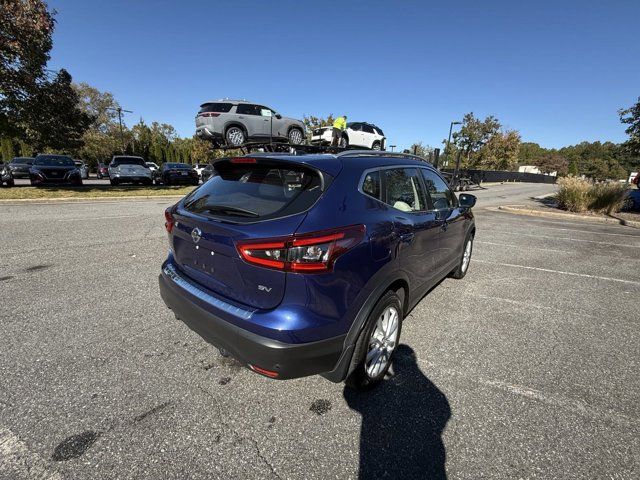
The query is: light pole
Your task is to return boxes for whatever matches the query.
[444,121,461,168]
[389,145,397,152]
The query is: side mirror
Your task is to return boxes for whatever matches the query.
[275,114,282,119]
[458,193,476,209]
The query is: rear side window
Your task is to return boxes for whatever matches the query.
[235,104,261,115]
[11,158,33,165]
[362,124,375,134]
[421,169,457,210]
[183,160,326,222]
[362,170,381,200]
[199,103,233,113]
[384,168,427,212]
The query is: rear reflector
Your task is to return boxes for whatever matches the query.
[164,208,175,233]
[236,225,365,273]
[249,365,280,378]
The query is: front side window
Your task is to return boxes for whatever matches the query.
[384,168,427,212]
[421,169,456,210]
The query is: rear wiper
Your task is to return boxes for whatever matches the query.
[203,205,259,218]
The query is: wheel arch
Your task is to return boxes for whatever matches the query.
[224,121,248,138]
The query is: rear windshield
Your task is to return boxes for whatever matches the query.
[34,155,74,166]
[11,157,34,165]
[199,103,233,113]
[111,157,146,167]
[183,159,325,222]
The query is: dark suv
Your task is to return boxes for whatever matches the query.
[159,151,476,389]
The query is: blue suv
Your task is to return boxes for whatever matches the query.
[159,151,476,389]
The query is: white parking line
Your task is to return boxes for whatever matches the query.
[493,230,640,248]
[476,240,572,254]
[0,428,62,480]
[475,259,640,286]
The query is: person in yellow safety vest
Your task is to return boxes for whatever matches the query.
[331,115,347,147]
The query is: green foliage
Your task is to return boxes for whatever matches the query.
[619,97,640,157]
[557,176,629,214]
[452,112,501,165]
[1,136,15,161]
[303,114,335,140]
[474,130,521,170]
[532,152,569,176]
[409,142,434,158]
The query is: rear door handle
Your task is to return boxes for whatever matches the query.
[400,232,415,243]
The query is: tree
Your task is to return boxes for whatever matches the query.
[1,136,14,161]
[619,97,640,156]
[452,112,501,164]
[0,0,55,137]
[533,152,569,176]
[20,69,92,151]
[409,142,434,158]
[518,142,547,165]
[474,130,521,170]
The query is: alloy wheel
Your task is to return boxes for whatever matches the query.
[227,127,245,146]
[289,129,303,144]
[461,238,472,272]
[365,306,399,378]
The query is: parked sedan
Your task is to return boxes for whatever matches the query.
[7,157,34,178]
[1,162,15,187]
[96,162,109,179]
[74,160,89,179]
[108,156,153,185]
[30,154,83,186]
[160,163,199,186]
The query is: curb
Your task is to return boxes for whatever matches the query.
[0,195,186,204]
[494,205,640,228]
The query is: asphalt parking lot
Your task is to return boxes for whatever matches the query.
[1,182,638,479]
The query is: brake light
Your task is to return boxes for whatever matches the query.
[236,225,365,273]
[199,112,220,118]
[230,157,257,164]
[164,208,175,233]
[249,365,280,378]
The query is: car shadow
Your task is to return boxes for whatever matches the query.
[344,344,451,480]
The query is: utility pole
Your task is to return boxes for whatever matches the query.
[389,145,397,152]
[107,107,133,154]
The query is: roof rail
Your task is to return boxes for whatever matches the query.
[334,150,430,163]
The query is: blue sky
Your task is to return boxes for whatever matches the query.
[48,0,639,150]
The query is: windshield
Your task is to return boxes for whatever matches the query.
[111,157,146,167]
[11,158,34,165]
[34,155,74,167]
[183,159,324,222]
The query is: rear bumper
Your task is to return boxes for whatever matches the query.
[158,264,346,380]
[196,126,223,141]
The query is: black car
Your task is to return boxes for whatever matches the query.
[0,161,15,187]
[7,157,34,178]
[160,163,199,186]
[30,154,83,186]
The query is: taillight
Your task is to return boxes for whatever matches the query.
[164,208,175,233]
[230,157,257,164]
[236,225,365,273]
[199,112,220,118]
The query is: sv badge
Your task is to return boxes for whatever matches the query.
[258,285,272,292]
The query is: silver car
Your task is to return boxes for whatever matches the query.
[73,160,89,179]
[195,99,306,146]
[108,156,153,186]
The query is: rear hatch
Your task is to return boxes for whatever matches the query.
[171,157,329,310]
[195,102,234,127]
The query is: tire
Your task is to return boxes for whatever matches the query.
[451,233,474,279]
[288,128,304,145]
[225,126,246,146]
[97,173,102,179]
[110,179,119,186]
[6,179,14,187]
[339,136,348,148]
[346,290,403,390]
[372,141,381,151]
